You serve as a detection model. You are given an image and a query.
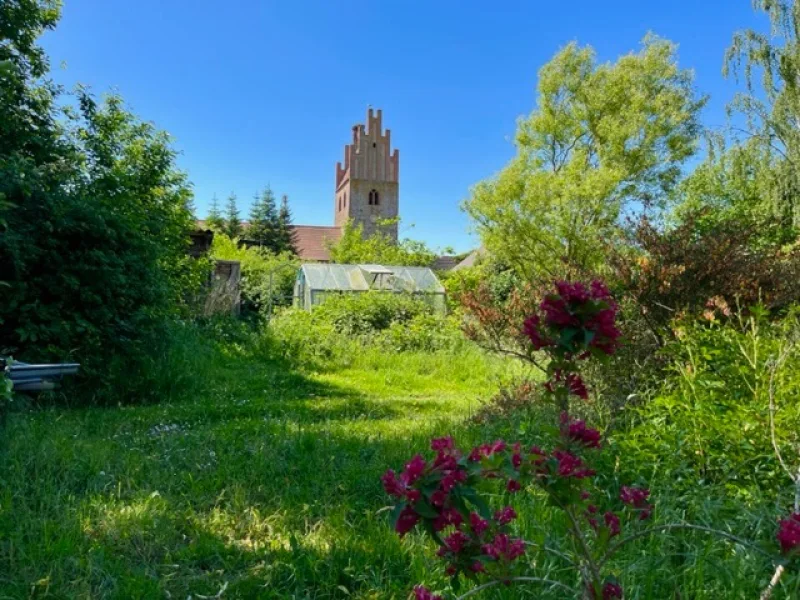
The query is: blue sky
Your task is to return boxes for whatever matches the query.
[41,1,766,253]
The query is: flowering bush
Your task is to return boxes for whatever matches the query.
[382,280,794,599]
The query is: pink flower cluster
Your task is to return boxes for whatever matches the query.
[434,504,526,576]
[552,449,596,479]
[523,280,622,358]
[545,370,589,400]
[777,513,800,555]
[586,508,621,538]
[382,438,470,537]
[414,586,443,600]
[384,280,651,599]
[620,486,652,521]
[482,533,526,561]
[563,414,602,448]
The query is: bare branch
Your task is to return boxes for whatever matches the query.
[599,523,776,568]
[759,564,785,600]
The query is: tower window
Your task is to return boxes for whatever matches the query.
[368,189,380,206]
[344,191,347,208]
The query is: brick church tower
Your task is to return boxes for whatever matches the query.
[334,108,399,241]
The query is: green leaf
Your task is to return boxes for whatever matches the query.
[413,499,440,519]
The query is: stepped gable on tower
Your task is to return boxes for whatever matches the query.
[333,108,400,241]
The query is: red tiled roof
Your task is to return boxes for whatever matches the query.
[291,225,341,262]
[431,255,460,271]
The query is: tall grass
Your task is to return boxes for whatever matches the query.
[1,318,797,598]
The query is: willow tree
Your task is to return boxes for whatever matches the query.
[464,36,705,283]
[724,0,800,233]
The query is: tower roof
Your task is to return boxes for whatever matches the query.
[335,108,399,190]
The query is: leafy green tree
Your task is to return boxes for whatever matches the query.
[206,194,225,231]
[277,194,298,255]
[248,186,279,248]
[224,193,242,239]
[721,0,800,233]
[328,220,437,266]
[674,135,794,243]
[464,36,705,283]
[210,233,298,312]
[0,1,203,401]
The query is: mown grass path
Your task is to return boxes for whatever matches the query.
[0,348,505,599]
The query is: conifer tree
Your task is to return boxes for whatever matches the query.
[277,194,298,254]
[248,186,279,247]
[224,193,242,239]
[206,194,225,231]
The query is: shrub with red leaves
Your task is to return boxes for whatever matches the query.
[614,210,800,331]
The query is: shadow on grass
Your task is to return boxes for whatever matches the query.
[0,337,485,598]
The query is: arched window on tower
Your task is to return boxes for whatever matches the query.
[368,189,380,206]
[344,191,347,208]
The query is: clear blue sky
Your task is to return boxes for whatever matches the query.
[41,0,767,253]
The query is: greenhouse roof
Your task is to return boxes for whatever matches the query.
[298,263,445,294]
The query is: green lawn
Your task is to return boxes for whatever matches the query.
[0,344,510,599]
[0,338,788,599]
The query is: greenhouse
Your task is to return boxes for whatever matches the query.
[294,263,447,313]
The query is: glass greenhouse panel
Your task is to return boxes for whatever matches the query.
[294,263,447,313]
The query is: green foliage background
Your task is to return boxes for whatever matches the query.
[328,220,439,267]
[0,2,206,401]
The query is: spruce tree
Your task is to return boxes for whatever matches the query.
[277,194,298,254]
[248,186,279,248]
[224,193,242,239]
[206,194,225,231]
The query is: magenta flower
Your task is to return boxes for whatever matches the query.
[553,450,596,479]
[434,452,458,471]
[482,533,526,561]
[566,373,589,399]
[470,512,489,535]
[413,586,443,600]
[441,531,469,554]
[401,454,426,486]
[567,419,602,448]
[522,314,552,350]
[431,436,454,452]
[395,505,419,536]
[604,511,621,537]
[620,486,650,506]
[603,581,623,599]
[433,507,463,532]
[494,506,517,525]
[620,486,652,520]
[507,479,522,493]
[440,473,459,493]
[430,489,447,507]
[468,440,506,462]
[482,533,525,561]
[381,469,406,498]
[777,513,800,554]
[541,294,576,327]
